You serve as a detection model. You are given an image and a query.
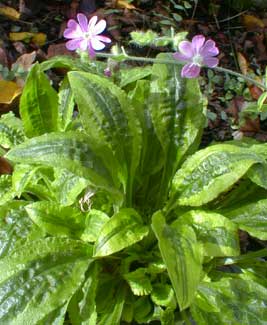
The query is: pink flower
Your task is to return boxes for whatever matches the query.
[173,35,219,78]
[64,13,111,58]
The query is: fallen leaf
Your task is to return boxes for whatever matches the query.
[31,33,46,46]
[0,157,12,175]
[13,51,36,71]
[116,0,136,10]
[0,80,22,105]
[9,32,34,42]
[237,52,248,75]
[0,5,20,20]
[242,14,264,30]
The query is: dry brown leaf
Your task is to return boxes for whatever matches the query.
[242,14,264,30]
[13,51,36,71]
[0,80,22,105]
[0,5,20,20]
[0,157,12,175]
[237,52,248,75]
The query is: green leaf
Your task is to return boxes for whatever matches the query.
[169,143,263,207]
[19,63,59,137]
[225,198,267,240]
[191,277,267,325]
[123,268,152,296]
[6,131,115,191]
[0,237,92,324]
[81,209,109,242]
[149,53,206,204]
[120,66,152,88]
[93,208,149,257]
[52,168,89,206]
[0,201,43,258]
[151,284,176,308]
[68,71,142,203]
[25,201,86,238]
[0,112,25,148]
[247,163,267,189]
[58,77,75,131]
[152,211,203,310]
[68,262,99,325]
[0,174,15,204]
[172,210,239,257]
[37,303,68,325]
[133,296,153,323]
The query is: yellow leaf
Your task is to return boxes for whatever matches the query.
[9,32,34,42]
[116,0,136,9]
[0,6,20,20]
[32,33,47,46]
[242,14,264,30]
[237,52,248,75]
[0,80,22,104]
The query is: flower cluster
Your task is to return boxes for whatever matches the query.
[173,35,219,78]
[64,13,111,58]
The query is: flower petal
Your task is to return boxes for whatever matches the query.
[200,40,219,57]
[95,35,111,44]
[64,20,83,38]
[173,52,190,62]
[192,35,205,53]
[66,39,84,51]
[77,13,89,33]
[88,41,96,58]
[203,56,219,67]
[92,19,107,35]
[91,37,106,50]
[178,41,194,58]
[181,63,201,78]
[88,16,98,31]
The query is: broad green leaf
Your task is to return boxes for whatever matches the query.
[0,112,25,148]
[68,262,99,325]
[169,143,263,207]
[52,168,89,206]
[133,296,153,324]
[247,163,267,189]
[172,210,239,257]
[20,63,59,137]
[58,77,75,131]
[225,198,267,240]
[6,131,116,191]
[119,66,152,88]
[93,208,149,257]
[97,284,126,325]
[191,277,267,325]
[123,268,152,296]
[68,71,142,203]
[149,53,205,205]
[0,237,92,324]
[152,211,203,310]
[25,201,86,238]
[151,284,176,308]
[37,303,68,325]
[0,174,16,204]
[81,209,109,242]
[0,201,43,258]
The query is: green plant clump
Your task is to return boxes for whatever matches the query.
[0,54,267,324]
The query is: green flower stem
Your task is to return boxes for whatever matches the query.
[96,52,267,91]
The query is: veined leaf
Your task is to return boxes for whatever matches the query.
[123,268,152,296]
[247,163,267,189]
[120,66,152,88]
[68,262,99,325]
[0,201,43,259]
[148,53,205,205]
[68,71,142,203]
[0,237,92,324]
[25,201,86,238]
[225,198,267,240]
[151,284,176,309]
[0,174,16,204]
[6,131,116,191]
[191,277,267,325]
[169,143,263,207]
[93,208,149,257]
[37,303,68,325]
[0,112,25,148]
[172,210,239,257]
[152,211,203,310]
[58,77,75,131]
[81,209,109,242]
[19,63,59,137]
